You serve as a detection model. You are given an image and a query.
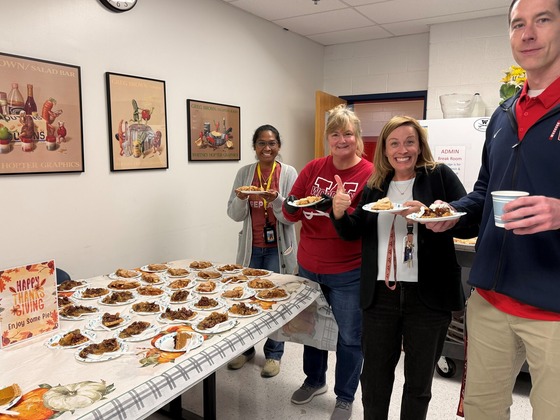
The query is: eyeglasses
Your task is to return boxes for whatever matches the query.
[256,141,279,148]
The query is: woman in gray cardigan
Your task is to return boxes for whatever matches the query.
[226,124,298,377]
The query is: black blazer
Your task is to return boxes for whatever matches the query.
[331,164,479,312]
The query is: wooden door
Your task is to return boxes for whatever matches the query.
[315,91,346,158]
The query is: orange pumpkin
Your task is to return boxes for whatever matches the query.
[0,387,55,420]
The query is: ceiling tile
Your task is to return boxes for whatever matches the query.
[275,8,374,36]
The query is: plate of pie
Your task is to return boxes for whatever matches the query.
[255,288,290,302]
[45,329,96,349]
[287,196,324,208]
[140,263,168,273]
[227,303,262,318]
[73,287,110,300]
[140,272,165,285]
[167,289,191,304]
[236,186,267,195]
[406,209,466,224]
[59,305,99,320]
[0,384,22,411]
[99,291,137,306]
[362,202,410,214]
[115,321,161,342]
[166,278,194,290]
[194,281,222,294]
[58,295,76,308]
[107,280,141,290]
[193,312,237,334]
[241,268,272,278]
[221,286,255,300]
[221,274,249,284]
[154,331,204,352]
[57,280,88,292]
[75,338,128,363]
[246,278,276,290]
[187,297,226,311]
[136,286,165,298]
[216,264,244,273]
[189,261,214,270]
[108,269,141,280]
[165,267,190,278]
[85,314,132,331]
[130,301,164,315]
[157,307,198,324]
[195,270,222,281]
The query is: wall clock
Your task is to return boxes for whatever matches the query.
[99,0,137,13]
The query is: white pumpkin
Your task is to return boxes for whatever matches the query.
[43,380,110,412]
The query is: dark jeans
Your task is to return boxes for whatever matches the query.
[299,265,363,404]
[361,282,451,420]
[242,246,284,360]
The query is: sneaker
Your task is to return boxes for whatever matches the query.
[290,383,328,405]
[261,359,280,377]
[227,348,255,370]
[330,400,352,420]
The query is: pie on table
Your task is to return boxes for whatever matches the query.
[60,305,98,317]
[137,286,164,296]
[82,287,110,298]
[197,312,228,330]
[229,302,258,316]
[58,296,73,307]
[101,312,124,328]
[170,290,190,302]
[221,287,244,298]
[141,272,161,284]
[242,268,269,277]
[194,296,219,308]
[146,263,167,271]
[115,268,139,278]
[132,301,161,313]
[189,261,213,269]
[248,278,275,289]
[57,280,85,291]
[161,307,196,321]
[167,267,189,277]
[108,280,140,290]
[118,321,151,339]
[168,279,191,289]
[0,383,21,406]
[56,329,89,347]
[78,338,120,359]
[196,281,217,293]
[217,264,243,272]
[257,288,288,300]
[101,291,134,304]
[174,331,192,350]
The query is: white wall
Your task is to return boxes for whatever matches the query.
[323,15,515,119]
[1,0,323,278]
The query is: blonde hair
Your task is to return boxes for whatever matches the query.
[368,115,437,190]
[324,104,364,157]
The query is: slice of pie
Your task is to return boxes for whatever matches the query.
[174,331,192,350]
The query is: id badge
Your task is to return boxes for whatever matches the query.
[264,224,276,244]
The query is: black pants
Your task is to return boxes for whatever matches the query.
[361,282,451,420]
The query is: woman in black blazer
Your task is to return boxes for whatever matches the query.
[331,116,477,420]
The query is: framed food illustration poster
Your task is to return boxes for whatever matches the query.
[106,72,168,171]
[0,52,84,175]
[0,260,59,348]
[187,99,240,161]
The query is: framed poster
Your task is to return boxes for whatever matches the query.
[106,72,168,171]
[0,52,84,175]
[187,99,240,161]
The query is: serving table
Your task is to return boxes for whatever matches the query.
[0,259,319,420]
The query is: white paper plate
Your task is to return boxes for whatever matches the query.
[140,264,169,273]
[227,304,262,318]
[193,282,223,295]
[246,279,277,290]
[187,298,226,312]
[287,197,324,208]
[72,288,110,300]
[362,202,410,213]
[45,329,96,349]
[75,341,128,363]
[115,323,161,342]
[165,278,195,290]
[406,212,466,224]
[255,289,290,302]
[85,314,132,331]
[59,307,99,320]
[57,280,88,293]
[129,301,164,315]
[188,262,215,271]
[99,292,137,306]
[108,271,141,280]
[193,318,238,334]
[157,309,198,324]
[221,287,255,301]
[154,331,204,352]
[237,189,267,195]
[241,269,272,278]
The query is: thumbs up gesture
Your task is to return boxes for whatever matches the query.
[332,174,351,220]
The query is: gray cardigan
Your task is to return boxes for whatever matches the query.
[227,161,298,275]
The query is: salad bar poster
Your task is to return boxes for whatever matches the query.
[0,52,84,175]
[0,260,59,349]
[106,72,169,171]
[187,99,240,161]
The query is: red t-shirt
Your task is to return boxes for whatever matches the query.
[284,156,373,274]
[478,76,560,320]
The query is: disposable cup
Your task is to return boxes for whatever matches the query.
[491,190,529,228]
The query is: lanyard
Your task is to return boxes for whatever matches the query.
[384,218,414,290]
[257,161,276,218]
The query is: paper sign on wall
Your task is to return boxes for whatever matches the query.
[0,260,59,348]
[434,145,466,185]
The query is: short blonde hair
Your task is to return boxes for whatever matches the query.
[324,104,364,157]
[368,115,437,190]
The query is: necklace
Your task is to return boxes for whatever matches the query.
[391,178,414,195]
